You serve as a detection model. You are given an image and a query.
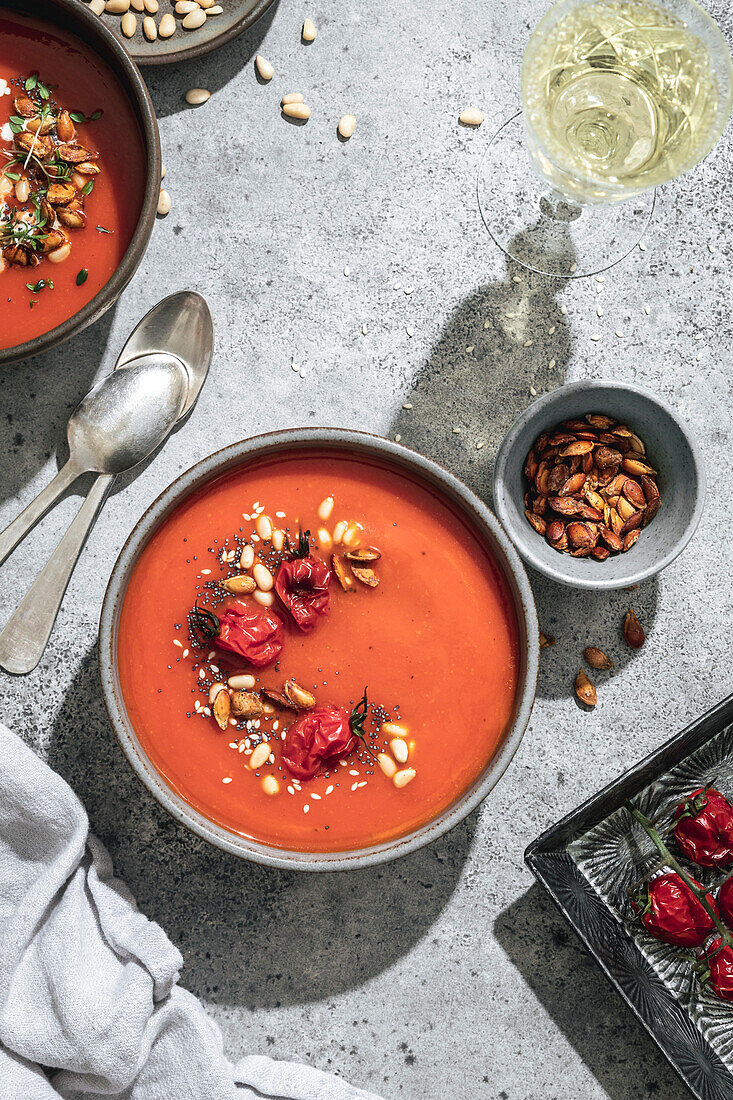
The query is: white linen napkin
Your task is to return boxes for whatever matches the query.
[0,722,382,1100]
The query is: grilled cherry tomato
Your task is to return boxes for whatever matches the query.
[632,872,718,947]
[274,530,330,633]
[282,691,369,780]
[700,937,733,1002]
[717,877,733,928]
[674,787,733,869]
[189,600,284,667]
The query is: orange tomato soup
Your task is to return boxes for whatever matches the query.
[0,12,145,349]
[117,452,521,852]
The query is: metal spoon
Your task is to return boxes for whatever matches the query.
[0,292,213,674]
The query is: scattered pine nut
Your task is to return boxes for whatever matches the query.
[185,88,210,105]
[317,527,333,551]
[143,0,158,10]
[175,0,197,10]
[207,4,223,12]
[381,721,408,738]
[131,0,144,11]
[338,114,356,139]
[318,496,334,521]
[239,543,255,569]
[198,0,215,7]
[250,742,271,770]
[48,242,71,264]
[253,562,274,591]
[89,0,105,13]
[14,179,29,204]
[390,737,409,764]
[459,107,484,126]
[302,17,317,41]
[105,0,129,11]
[393,768,416,789]
[255,54,274,80]
[121,11,137,34]
[253,590,275,607]
[272,528,285,551]
[157,189,171,216]
[262,775,280,796]
[182,7,206,28]
[143,15,157,38]
[256,513,272,540]
[282,92,304,105]
[377,753,397,778]
[158,12,176,35]
[283,102,311,120]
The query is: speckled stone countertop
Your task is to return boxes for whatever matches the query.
[0,2,731,1097]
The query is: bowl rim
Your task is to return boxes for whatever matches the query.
[492,379,707,590]
[98,427,539,871]
[0,0,161,368]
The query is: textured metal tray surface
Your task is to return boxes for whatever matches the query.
[526,696,733,1100]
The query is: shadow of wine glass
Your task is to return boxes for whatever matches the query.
[494,885,692,1100]
[47,646,477,1009]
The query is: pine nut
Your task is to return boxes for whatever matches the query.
[333,520,348,544]
[175,1,196,11]
[161,163,166,179]
[381,721,408,739]
[459,107,484,126]
[121,11,137,36]
[282,102,310,120]
[207,4,223,12]
[338,114,356,139]
[239,544,255,569]
[318,496,334,521]
[48,242,71,263]
[158,12,176,35]
[157,188,171,216]
[89,0,105,12]
[253,562,273,591]
[255,54,274,80]
[197,0,214,7]
[228,673,256,690]
[143,0,158,10]
[317,527,332,551]
[143,15,157,38]
[250,742,271,770]
[377,753,396,778]
[302,17,316,40]
[130,0,144,10]
[185,87,210,105]
[281,92,304,105]
[253,590,274,607]
[390,737,409,764]
[272,528,285,551]
[393,768,416,789]
[342,522,361,547]
[14,179,29,203]
[183,8,206,28]
[208,682,226,704]
[256,514,272,540]
[105,0,129,11]
[262,775,280,796]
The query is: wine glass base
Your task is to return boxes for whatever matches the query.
[477,112,656,278]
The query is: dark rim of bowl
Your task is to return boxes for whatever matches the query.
[131,0,276,65]
[98,428,540,870]
[492,379,707,590]
[0,0,161,367]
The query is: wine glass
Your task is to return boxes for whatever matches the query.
[477,0,733,277]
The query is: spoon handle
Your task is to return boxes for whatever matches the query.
[0,459,83,569]
[0,473,114,675]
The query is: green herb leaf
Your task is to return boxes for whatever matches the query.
[96,225,112,234]
[76,268,88,286]
[37,83,50,101]
[90,110,102,121]
[25,279,53,293]
[3,171,20,181]
[9,117,25,134]
[25,75,38,91]
[69,111,86,124]
[81,180,94,196]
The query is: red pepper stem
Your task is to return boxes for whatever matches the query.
[628,805,733,949]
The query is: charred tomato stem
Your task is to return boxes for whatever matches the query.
[349,687,375,760]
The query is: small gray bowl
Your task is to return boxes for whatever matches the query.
[99,428,539,871]
[493,380,705,590]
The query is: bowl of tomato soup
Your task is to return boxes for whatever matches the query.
[100,430,539,869]
[0,0,159,365]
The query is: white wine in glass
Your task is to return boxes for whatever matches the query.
[478,0,733,275]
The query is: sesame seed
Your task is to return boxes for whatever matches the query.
[404,287,414,295]
[222,777,232,784]
[615,330,624,338]
[590,334,601,342]
[548,326,555,334]
[483,319,491,329]
[395,433,402,442]
[229,742,238,748]
[596,306,603,317]
[707,242,715,254]
[311,793,321,800]
[199,668,206,679]
[287,785,295,794]
[643,305,650,315]
[529,385,537,396]
[453,427,461,434]
[201,568,211,575]
[560,305,567,315]
[173,639,183,647]
[351,782,359,791]
[207,650,215,660]
[402,401,413,409]
[276,511,286,518]
[356,781,367,789]
[466,345,474,354]
[182,648,189,658]
[548,358,556,369]
[512,275,522,283]
[523,339,532,347]
[570,262,577,273]
[406,326,414,337]
[238,743,246,753]
[638,242,646,251]
[210,664,219,672]
[291,361,299,372]
[203,707,211,717]
[393,281,402,291]
[303,804,310,813]
[344,265,350,276]
[325,785,334,794]
[362,323,368,335]
[299,368,306,378]
[349,769,359,776]
[476,441,485,450]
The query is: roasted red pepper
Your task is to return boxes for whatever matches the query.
[189,600,284,667]
[699,937,733,1001]
[674,787,733,869]
[282,690,371,780]
[631,872,718,947]
[274,530,330,633]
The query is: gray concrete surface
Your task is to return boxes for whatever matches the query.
[1,1,732,1096]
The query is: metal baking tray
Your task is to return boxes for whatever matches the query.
[526,695,733,1100]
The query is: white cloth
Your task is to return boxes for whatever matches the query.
[0,723,382,1100]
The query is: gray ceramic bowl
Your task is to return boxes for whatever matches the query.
[99,428,539,870]
[493,380,705,590]
[0,0,161,367]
